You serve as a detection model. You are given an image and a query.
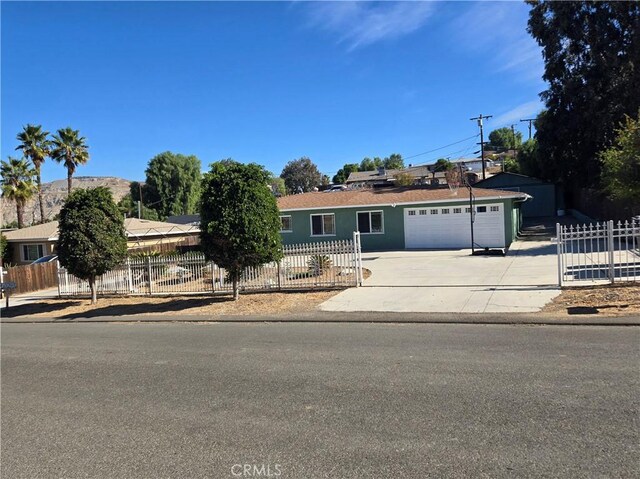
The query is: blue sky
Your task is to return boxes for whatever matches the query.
[2,1,545,183]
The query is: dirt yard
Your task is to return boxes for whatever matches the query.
[543,283,640,316]
[1,290,344,319]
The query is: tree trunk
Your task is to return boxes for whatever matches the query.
[232,273,239,301]
[89,275,97,304]
[37,169,45,223]
[67,170,73,197]
[16,200,24,229]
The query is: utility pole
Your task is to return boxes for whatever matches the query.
[520,118,535,140]
[470,114,492,180]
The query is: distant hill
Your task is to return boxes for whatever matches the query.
[1,176,132,226]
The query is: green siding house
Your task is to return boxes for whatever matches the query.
[277,187,529,251]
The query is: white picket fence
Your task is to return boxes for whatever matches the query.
[58,233,363,296]
[556,219,640,285]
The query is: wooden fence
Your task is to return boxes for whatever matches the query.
[2,262,59,295]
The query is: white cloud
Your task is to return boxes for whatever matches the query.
[491,100,542,128]
[303,1,435,51]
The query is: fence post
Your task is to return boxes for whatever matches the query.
[147,256,153,294]
[358,233,364,286]
[353,231,364,287]
[277,260,282,291]
[210,262,216,294]
[126,257,133,293]
[56,261,62,298]
[556,223,562,287]
[352,232,358,287]
[608,220,615,283]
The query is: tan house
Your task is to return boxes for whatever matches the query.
[3,218,200,265]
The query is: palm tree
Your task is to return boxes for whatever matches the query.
[16,124,51,223]
[1,157,37,229]
[50,127,89,196]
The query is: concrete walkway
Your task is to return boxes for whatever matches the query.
[0,287,59,313]
[320,240,561,313]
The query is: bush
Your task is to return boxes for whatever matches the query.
[308,254,332,276]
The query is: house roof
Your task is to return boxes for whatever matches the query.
[2,222,59,241]
[277,187,528,211]
[3,218,199,242]
[124,218,199,238]
[474,172,552,187]
[166,214,201,225]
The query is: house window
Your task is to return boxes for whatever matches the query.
[408,210,416,216]
[419,209,427,215]
[453,208,462,214]
[477,206,487,213]
[465,207,471,213]
[357,211,384,234]
[310,214,335,236]
[22,244,44,261]
[490,206,500,212]
[430,209,438,215]
[442,208,450,214]
[280,216,292,232]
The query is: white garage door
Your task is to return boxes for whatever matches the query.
[404,204,505,249]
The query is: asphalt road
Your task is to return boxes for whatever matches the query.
[2,322,639,478]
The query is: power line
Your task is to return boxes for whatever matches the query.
[323,133,481,178]
[410,140,480,167]
[403,134,480,161]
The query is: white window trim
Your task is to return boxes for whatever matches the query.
[356,210,384,235]
[21,243,44,262]
[309,213,336,237]
[279,215,293,233]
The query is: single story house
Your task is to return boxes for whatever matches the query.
[277,186,530,251]
[474,172,562,218]
[3,218,200,265]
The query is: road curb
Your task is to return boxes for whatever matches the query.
[2,311,639,326]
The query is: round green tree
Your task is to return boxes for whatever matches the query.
[200,160,283,300]
[57,187,127,304]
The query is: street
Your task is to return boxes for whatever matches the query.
[2,322,639,478]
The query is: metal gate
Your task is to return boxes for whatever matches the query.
[556,218,640,285]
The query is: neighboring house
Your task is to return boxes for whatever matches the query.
[277,186,530,251]
[474,172,562,218]
[451,158,495,173]
[3,218,200,265]
[346,165,479,188]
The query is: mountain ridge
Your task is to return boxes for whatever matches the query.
[1,176,132,227]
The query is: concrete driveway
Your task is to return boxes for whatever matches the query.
[320,240,561,313]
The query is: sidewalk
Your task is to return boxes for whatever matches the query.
[0,288,60,311]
